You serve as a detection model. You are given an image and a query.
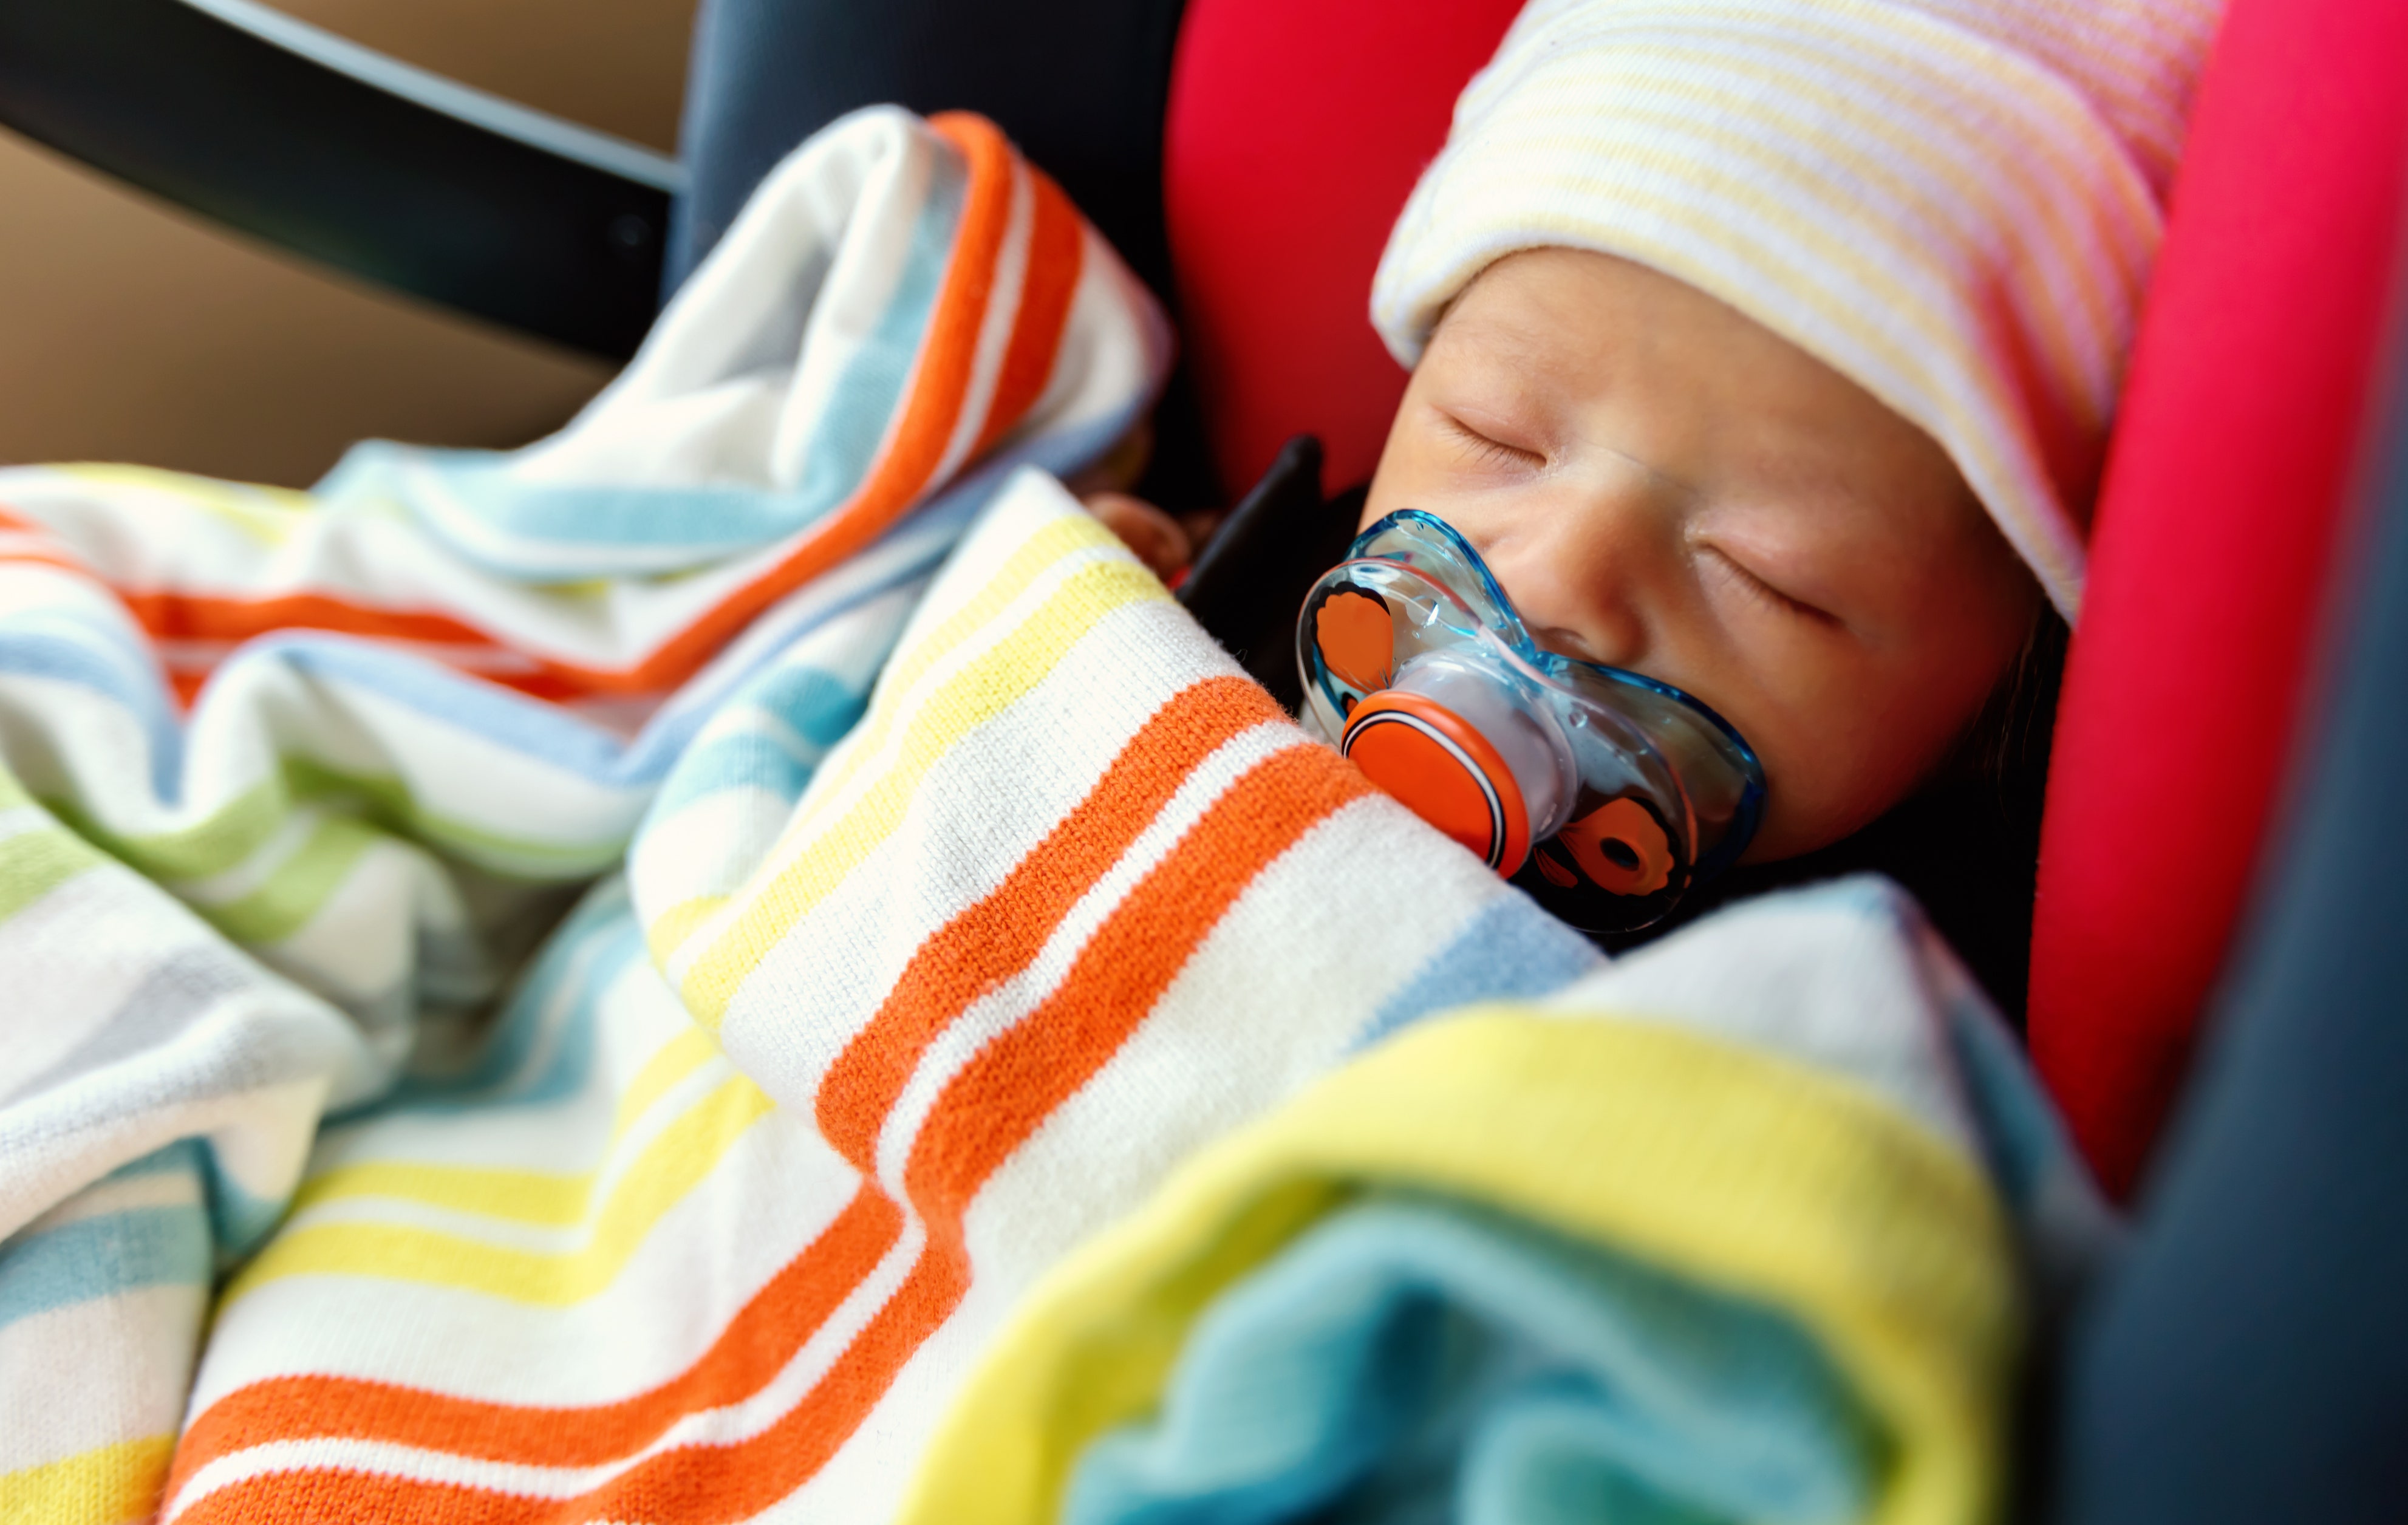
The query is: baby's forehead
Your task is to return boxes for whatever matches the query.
[1434,248,1770,349]
[1423,286,1558,367]
[1417,250,1863,425]
[1415,253,1625,385]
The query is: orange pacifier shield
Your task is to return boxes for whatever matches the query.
[1556,796,1677,896]
[1312,587,1396,695]
[1341,691,1533,874]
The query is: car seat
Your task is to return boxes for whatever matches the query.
[3,0,2405,1507]
[2047,301,2408,1521]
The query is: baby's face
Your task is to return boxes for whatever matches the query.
[1364,247,2041,861]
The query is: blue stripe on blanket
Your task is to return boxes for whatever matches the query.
[635,434,1141,839]
[649,667,869,817]
[321,451,813,570]
[322,150,972,582]
[0,1145,210,1329]
[244,553,946,793]
[362,882,646,1117]
[0,1207,209,1329]
[201,1169,291,1264]
[653,730,820,816]
[105,1147,199,1182]
[0,616,184,797]
[260,636,640,779]
[1352,898,1604,1052]
[788,148,970,525]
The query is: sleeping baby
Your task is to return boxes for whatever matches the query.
[1091,0,2223,929]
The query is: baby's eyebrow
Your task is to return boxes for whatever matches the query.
[1715,428,1910,522]
[1428,302,1566,372]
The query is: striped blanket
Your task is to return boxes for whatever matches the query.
[0,106,2105,1525]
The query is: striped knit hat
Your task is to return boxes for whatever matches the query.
[1371,0,2226,619]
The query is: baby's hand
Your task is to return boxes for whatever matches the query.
[1084,491,1196,582]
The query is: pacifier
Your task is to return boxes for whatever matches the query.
[1297,511,1765,933]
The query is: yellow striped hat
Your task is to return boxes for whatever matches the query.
[1371,0,2226,619]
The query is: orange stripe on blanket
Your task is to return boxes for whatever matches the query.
[166,1189,901,1489]
[565,111,1043,701]
[907,743,1377,1226]
[112,589,499,652]
[970,158,1087,461]
[553,746,1385,1523]
[76,102,1000,703]
[165,679,1287,1484]
[1,114,1090,710]
[167,736,1375,1524]
[0,547,104,582]
[0,508,508,660]
[816,675,1283,1170]
[0,523,541,703]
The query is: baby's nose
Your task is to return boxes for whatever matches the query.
[1478,493,1662,670]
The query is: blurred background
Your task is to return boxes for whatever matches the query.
[0,0,697,485]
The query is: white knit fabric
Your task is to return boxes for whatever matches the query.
[1372,0,2226,619]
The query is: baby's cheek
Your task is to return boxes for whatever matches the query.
[1731,663,1927,860]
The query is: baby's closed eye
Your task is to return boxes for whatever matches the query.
[1439,412,1545,471]
[1696,541,1837,627]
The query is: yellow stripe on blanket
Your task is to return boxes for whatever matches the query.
[222,1072,774,1308]
[286,1027,722,1228]
[651,512,1125,981]
[811,513,1129,805]
[646,514,1145,972]
[898,1011,2014,1525]
[0,1435,174,1525]
[675,537,1164,1021]
[55,464,316,546]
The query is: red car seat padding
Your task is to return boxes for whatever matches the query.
[1162,0,1526,499]
[2029,0,2408,1199]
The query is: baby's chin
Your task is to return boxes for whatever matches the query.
[1736,816,1852,867]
